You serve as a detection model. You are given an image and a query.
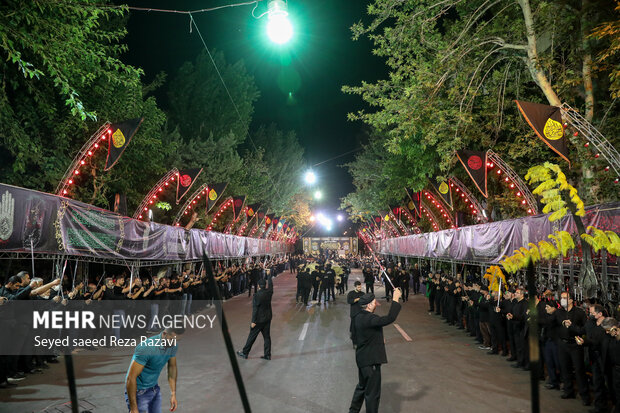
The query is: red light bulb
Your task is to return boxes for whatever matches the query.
[594,153,600,158]
[68,179,73,184]
[584,142,590,148]
[74,170,79,175]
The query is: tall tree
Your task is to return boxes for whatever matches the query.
[343,0,619,205]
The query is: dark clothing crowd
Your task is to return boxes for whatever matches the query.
[0,257,291,389]
[425,271,620,413]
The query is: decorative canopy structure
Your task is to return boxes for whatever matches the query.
[132,168,179,219]
[449,176,489,224]
[487,150,538,214]
[56,123,111,197]
[172,183,209,226]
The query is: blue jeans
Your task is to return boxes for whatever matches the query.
[148,304,159,330]
[125,385,161,413]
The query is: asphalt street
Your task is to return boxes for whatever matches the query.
[0,269,585,413]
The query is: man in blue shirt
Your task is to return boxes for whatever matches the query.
[125,328,184,413]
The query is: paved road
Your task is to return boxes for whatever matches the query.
[0,269,585,412]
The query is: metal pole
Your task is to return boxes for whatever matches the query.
[203,254,252,412]
[64,355,79,413]
[526,260,540,413]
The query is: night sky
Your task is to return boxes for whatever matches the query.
[124,0,387,235]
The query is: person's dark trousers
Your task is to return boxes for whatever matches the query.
[248,280,257,297]
[544,339,560,387]
[402,285,409,302]
[0,355,8,384]
[474,314,482,342]
[591,352,608,412]
[434,293,441,315]
[513,327,525,366]
[413,280,420,295]
[242,321,271,358]
[612,366,620,413]
[365,283,374,294]
[558,341,589,399]
[495,320,507,354]
[385,284,393,301]
[506,320,517,358]
[349,364,381,413]
[301,287,310,306]
[456,298,465,329]
[319,285,328,303]
[329,285,336,300]
[428,293,435,312]
[312,283,320,300]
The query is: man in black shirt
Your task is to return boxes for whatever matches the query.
[347,281,365,346]
[411,264,420,295]
[363,266,374,294]
[349,288,401,413]
[547,290,590,404]
[238,274,274,360]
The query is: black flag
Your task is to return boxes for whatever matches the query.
[105,117,144,171]
[456,150,488,198]
[515,100,570,165]
[429,177,453,210]
[176,168,203,204]
[246,203,261,220]
[405,188,422,217]
[207,183,228,213]
[232,196,246,221]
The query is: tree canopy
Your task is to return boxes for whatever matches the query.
[342,0,619,223]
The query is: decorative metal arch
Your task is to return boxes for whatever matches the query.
[487,150,538,214]
[172,183,209,226]
[561,103,620,179]
[132,168,179,219]
[206,197,234,231]
[422,190,455,228]
[400,207,422,234]
[449,176,489,223]
[420,199,441,231]
[56,123,111,196]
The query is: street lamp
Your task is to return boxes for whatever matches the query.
[304,170,317,185]
[267,0,293,44]
[337,214,343,222]
[314,190,322,200]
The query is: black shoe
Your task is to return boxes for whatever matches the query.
[46,358,60,364]
[506,357,517,362]
[236,351,248,359]
[487,351,498,355]
[10,372,26,379]
[0,381,18,389]
[560,393,576,399]
[260,355,271,360]
[544,384,559,390]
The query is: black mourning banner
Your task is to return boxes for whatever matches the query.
[515,100,570,165]
[176,168,203,204]
[105,118,144,171]
[372,215,382,230]
[456,150,488,198]
[207,183,228,213]
[246,203,261,221]
[232,196,246,221]
[390,205,401,221]
[272,217,280,231]
[265,214,274,229]
[405,188,422,217]
[429,177,453,210]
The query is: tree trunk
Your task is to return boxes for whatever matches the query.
[580,0,598,202]
[567,201,599,298]
[517,0,562,107]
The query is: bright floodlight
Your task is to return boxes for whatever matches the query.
[314,190,323,200]
[309,215,316,222]
[304,170,317,185]
[267,0,293,44]
[337,214,343,222]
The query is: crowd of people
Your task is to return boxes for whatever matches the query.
[0,256,296,390]
[423,269,620,413]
